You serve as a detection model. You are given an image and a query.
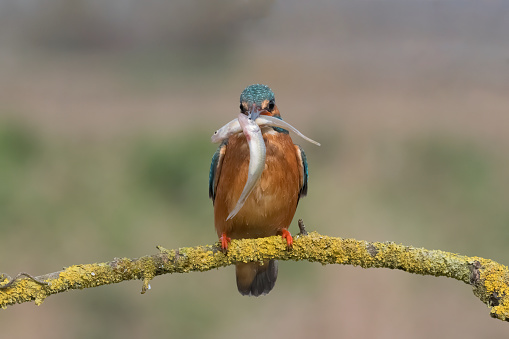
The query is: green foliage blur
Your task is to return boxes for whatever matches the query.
[1,1,509,338]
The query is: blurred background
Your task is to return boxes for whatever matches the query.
[1,0,509,337]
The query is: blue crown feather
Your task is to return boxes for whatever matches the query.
[240,84,275,107]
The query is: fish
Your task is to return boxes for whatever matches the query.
[226,113,266,220]
[211,118,239,143]
[211,115,321,146]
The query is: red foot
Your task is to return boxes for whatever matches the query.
[281,229,293,248]
[219,233,231,252]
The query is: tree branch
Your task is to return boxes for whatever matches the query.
[1,231,508,321]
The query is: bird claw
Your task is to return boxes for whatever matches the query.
[281,229,293,248]
[219,233,231,252]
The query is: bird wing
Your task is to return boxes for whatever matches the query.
[209,140,227,203]
[295,144,308,197]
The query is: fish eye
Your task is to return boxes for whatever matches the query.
[268,100,275,111]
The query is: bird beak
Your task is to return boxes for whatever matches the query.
[247,104,267,121]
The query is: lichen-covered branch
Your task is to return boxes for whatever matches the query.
[1,231,508,321]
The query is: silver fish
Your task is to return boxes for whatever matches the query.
[211,118,239,143]
[226,113,266,220]
[211,115,320,146]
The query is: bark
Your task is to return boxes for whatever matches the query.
[1,231,508,321]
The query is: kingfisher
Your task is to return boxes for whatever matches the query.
[209,84,308,296]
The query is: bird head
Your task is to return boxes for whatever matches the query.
[239,84,280,120]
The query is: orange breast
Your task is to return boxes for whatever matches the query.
[214,130,301,239]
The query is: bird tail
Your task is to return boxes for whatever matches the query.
[235,260,278,296]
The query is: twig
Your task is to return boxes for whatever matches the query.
[0,231,508,322]
[0,272,49,289]
[297,219,308,236]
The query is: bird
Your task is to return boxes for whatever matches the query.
[209,84,308,296]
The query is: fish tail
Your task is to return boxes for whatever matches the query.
[226,201,243,220]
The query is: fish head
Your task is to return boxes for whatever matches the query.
[238,113,261,136]
[211,129,222,143]
[211,119,237,143]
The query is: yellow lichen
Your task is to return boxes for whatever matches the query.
[2,231,509,321]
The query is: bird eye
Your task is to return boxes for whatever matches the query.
[268,100,275,111]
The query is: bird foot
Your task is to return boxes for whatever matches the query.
[281,229,293,248]
[219,233,231,252]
